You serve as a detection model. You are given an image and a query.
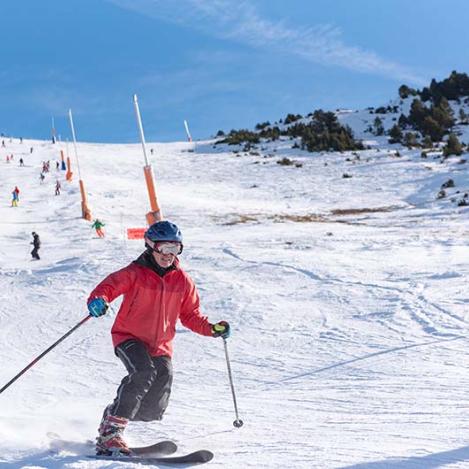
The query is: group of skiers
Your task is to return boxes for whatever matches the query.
[6,143,226,458]
[7,151,108,263]
[26,219,104,260]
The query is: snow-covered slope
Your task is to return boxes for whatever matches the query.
[0,134,468,468]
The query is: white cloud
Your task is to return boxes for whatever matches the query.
[106,0,426,85]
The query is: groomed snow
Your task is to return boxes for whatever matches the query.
[0,133,468,468]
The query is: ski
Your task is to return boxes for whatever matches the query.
[88,449,214,465]
[130,439,177,456]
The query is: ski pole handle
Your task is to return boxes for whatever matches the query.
[0,315,92,395]
[222,337,243,428]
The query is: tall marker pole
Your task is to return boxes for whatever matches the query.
[68,109,92,221]
[51,116,57,144]
[183,119,193,142]
[133,94,163,225]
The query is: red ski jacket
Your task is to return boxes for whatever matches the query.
[88,256,213,357]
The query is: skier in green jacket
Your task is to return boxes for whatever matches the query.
[92,219,105,238]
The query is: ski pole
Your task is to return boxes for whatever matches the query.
[222,337,243,428]
[0,315,92,395]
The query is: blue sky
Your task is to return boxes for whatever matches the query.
[1,0,468,143]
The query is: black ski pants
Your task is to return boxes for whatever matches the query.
[108,339,173,421]
[31,247,40,260]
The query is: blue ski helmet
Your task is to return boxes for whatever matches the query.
[145,221,183,244]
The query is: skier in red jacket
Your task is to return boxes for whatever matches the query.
[87,220,230,456]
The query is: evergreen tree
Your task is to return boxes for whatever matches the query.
[373,117,384,136]
[443,133,463,156]
[388,124,403,143]
[408,99,429,128]
[431,97,455,130]
[284,114,302,125]
[421,116,445,142]
[403,132,419,148]
[459,108,468,124]
[429,78,443,104]
[398,113,409,128]
[422,135,433,148]
[255,121,270,130]
[420,87,432,102]
[398,85,417,99]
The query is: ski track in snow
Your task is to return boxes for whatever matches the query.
[0,136,468,468]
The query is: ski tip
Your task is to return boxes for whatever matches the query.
[195,450,214,463]
[130,439,177,456]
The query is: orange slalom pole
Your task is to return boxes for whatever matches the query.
[143,165,162,224]
[133,95,164,225]
[66,157,73,181]
[79,179,92,221]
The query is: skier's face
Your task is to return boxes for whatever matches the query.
[151,242,181,268]
[152,248,176,268]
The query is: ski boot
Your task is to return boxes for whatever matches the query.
[96,413,131,456]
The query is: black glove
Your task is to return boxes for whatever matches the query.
[212,321,230,339]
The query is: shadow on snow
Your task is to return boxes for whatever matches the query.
[341,444,469,468]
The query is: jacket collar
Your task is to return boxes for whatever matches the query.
[133,249,178,277]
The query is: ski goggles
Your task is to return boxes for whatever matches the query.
[154,242,183,256]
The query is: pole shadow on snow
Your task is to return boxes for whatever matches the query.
[276,335,464,384]
[341,444,469,468]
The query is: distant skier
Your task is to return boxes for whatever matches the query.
[11,186,20,207]
[91,219,105,238]
[87,220,230,456]
[31,232,40,260]
[19,158,24,167]
[39,173,45,184]
[55,180,61,195]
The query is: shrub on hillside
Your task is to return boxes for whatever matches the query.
[419,71,469,103]
[284,113,303,125]
[373,117,384,136]
[277,157,294,166]
[388,124,403,144]
[443,134,463,156]
[299,110,364,152]
[255,121,271,131]
[403,132,419,148]
[215,109,363,152]
[217,129,260,145]
[399,85,417,99]
[259,126,281,141]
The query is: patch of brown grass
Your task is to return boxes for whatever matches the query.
[271,214,325,223]
[219,214,261,225]
[330,206,399,216]
[213,206,401,225]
